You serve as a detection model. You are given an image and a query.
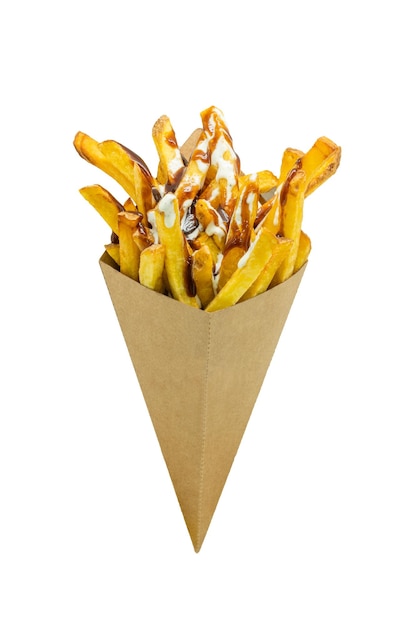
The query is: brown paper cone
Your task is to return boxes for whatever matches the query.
[100,252,306,551]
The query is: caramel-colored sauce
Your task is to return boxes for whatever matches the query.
[116,142,154,185]
[184,246,197,297]
[182,202,199,237]
[280,158,302,207]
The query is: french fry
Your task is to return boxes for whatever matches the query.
[205,227,278,312]
[75,106,341,310]
[104,243,120,266]
[139,243,165,293]
[152,115,185,188]
[194,199,227,251]
[175,130,210,217]
[304,137,341,196]
[239,170,279,195]
[294,230,311,272]
[272,169,308,285]
[133,161,154,219]
[239,237,293,301]
[74,132,155,206]
[190,231,221,264]
[255,185,281,235]
[200,106,240,218]
[154,193,199,308]
[123,197,136,212]
[192,245,215,309]
[133,222,154,254]
[79,184,124,235]
[277,147,304,185]
[217,175,258,290]
[118,210,142,281]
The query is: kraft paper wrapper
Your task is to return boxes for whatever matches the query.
[100,253,306,551]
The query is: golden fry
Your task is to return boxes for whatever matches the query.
[217,176,258,290]
[74,132,154,206]
[75,108,341,308]
[304,137,341,196]
[104,243,120,266]
[118,211,142,281]
[139,243,165,293]
[79,184,123,235]
[240,237,293,301]
[273,170,308,284]
[206,227,278,312]
[200,106,240,218]
[192,245,215,309]
[277,147,304,185]
[152,115,185,187]
[239,170,279,195]
[194,199,227,251]
[294,230,311,272]
[154,193,199,308]
[133,161,154,218]
[175,130,210,216]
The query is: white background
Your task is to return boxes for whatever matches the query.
[1,1,416,624]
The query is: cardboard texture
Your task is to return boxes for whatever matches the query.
[100,252,306,551]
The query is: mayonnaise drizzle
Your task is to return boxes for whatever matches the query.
[158,193,176,228]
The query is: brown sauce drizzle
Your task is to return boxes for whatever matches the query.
[184,243,197,297]
[280,158,302,207]
[164,166,185,194]
[217,206,230,225]
[116,142,154,185]
[193,147,210,166]
[152,187,162,203]
[182,202,199,237]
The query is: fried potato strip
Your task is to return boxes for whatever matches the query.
[154,193,199,308]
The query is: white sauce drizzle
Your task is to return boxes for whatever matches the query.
[158,193,176,228]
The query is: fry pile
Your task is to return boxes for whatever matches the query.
[74,106,341,311]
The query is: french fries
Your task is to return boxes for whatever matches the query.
[75,106,341,311]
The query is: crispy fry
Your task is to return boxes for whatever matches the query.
[273,170,308,284]
[118,211,142,281]
[194,199,227,251]
[255,184,282,235]
[79,184,123,235]
[175,130,210,217]
[133,161,154,218]
[75,107,341,308]
[123,197,136,211]
[154,193,199,308]
[217,175,258,291]
[205,227,278,312]
[294,230,311,272]
[192,245,215,309]
[132,222,154,254]
[277,147,304,185]
[200,106,240,218]
[104,243,120,266]
[190,231,221,263]
[152,115,185,188]
[139,243,165,293]
[74,132,154,206]
[239,170,279,195]
[303,137,341,196]
[240,237,293,301]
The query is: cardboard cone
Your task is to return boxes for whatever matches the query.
[100,252,306,551]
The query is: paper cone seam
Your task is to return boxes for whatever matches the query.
[197,316,211,551]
